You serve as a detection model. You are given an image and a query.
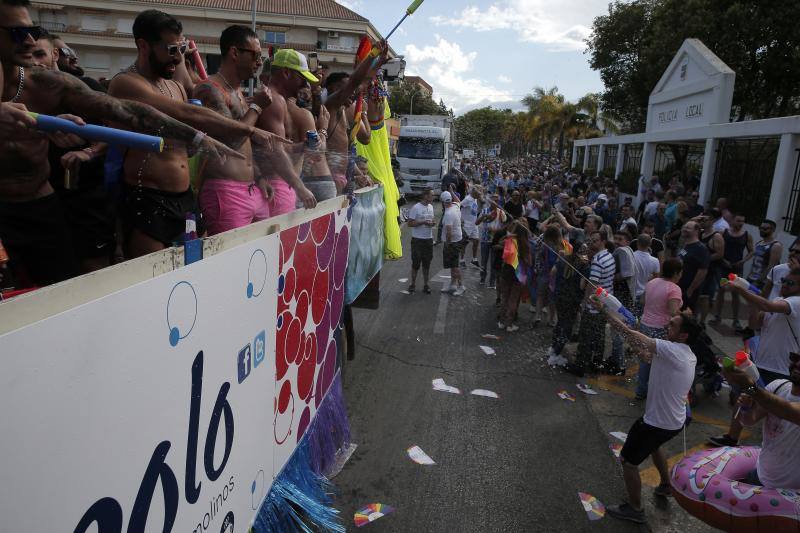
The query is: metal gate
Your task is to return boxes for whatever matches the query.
[711,137,780,222]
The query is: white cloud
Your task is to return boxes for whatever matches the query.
[403,35,513,112]
[336,0,363,12]
[498,75,512,83]
[430,0,608,51]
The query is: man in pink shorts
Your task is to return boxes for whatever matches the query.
[193,25,277,234]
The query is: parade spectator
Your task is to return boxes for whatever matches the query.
[722,355,800,490]
[709,267,800,447]
[698,213,725,325]
[632,234,660,311]
[524,190,542,234]
[635,258,683,400]
[641,221,665,263]
[747,219,783,291]
[406,188,435,294]
[763,237,800,300]
[712,212,754,330]
[711,206,731,233]
[459,186,481,267]
[663,190,678,233]
[593,303,700,524]
[677,220,709,312]
[440,191,465,296]
[548,242,588,367]
[716,197,734,225]
[505,189,524,219]
[570,230,615,376]
[686,190,703,218]
[532,224,562,326]
[497,220,530,332]
[477,193,505,288]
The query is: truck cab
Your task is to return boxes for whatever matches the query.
[396,115,453,196]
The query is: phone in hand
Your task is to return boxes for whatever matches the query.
[308,52,319,72]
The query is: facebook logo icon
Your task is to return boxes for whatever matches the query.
[253,330,266,368]
[237,344,252,384]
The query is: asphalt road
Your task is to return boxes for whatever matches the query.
[334,218,727,532]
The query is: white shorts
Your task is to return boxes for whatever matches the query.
[463,223,479,240]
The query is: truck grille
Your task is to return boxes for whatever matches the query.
[409,168,430,175]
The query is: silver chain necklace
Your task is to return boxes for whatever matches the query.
[129,63,173,99]
[218,72,245,106]
[10,66,24,103]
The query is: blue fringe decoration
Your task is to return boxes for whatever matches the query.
[253,372,350,532]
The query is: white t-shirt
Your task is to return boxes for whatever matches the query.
[766,263,791,301]
[755,295,800,375]
[460,194,479,227]
[644,340,697,431]
[633,250,660,297]
[442,204,463,243]
[408,202,434,240]
[712,217,731,232]
[757,379,800,489]
[644,201,660,219]
[525,200,540,220]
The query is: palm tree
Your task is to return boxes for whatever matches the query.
[578,93,621,135]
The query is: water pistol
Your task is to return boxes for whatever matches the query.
[595,287,636,327]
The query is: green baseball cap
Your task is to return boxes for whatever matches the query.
[272,49,319,83]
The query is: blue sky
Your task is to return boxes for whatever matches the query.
[339,0,610,115]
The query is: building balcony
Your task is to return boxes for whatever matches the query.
[39,21,66,32]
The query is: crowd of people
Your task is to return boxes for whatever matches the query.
[404,152,800,524]
[0,1,387,293]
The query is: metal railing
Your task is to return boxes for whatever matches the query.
[38,21,66,32]
[784,149,800,234]
[711,137,780,222]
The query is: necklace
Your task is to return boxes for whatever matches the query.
[129,63,173,99]
[218,72,245,106]
[9,66,24,103]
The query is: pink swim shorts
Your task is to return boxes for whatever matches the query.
[198,179,269,235]
[268,178,297,216]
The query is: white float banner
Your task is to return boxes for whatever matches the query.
[0,234,279,533]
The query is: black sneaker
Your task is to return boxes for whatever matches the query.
[423,285,431,294]
[708,434,739,447]
[654,483,672,498]
[607,503,646,524]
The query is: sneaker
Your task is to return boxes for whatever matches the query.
[459,260,467,267]
[606,503,646,524]
[423,285,431,294]
[732,319,743,332]
[488,284,496,289]
[471,259,480,267]
[654,483,672,498]
[440,285,454,293]
[453,286,465,296]
[506,324,519,332]
[708,434,739,447]
[709,314,721,325]
[634,393,647,401]
[554,355,568,367]
[407,285,416,293]
[529,305,536,313]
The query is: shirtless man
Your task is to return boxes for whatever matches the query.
[108,9,283,256]
[256,48,323,215]
[0,0,238,285]
[31,30,57,70]
[192,25,277,235]
[285,82,336,201]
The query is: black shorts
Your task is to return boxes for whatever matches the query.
[122,184,205,246]
[620,417,682,466]
[58,183,116,260]
[411,237,433,269]
[443,242,461,269]
[0,193,80,286]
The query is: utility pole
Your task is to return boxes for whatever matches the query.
[249,0,256,96]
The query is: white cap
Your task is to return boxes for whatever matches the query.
[440,191,452,203]
[597,194,608,201]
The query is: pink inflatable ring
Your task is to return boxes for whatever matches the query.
[671,446,800,532]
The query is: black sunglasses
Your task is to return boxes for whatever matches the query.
[235,47,265,62]
[58,46,77,59]
[0,25,43,44]
[781,277,798,287]
[790,248,800,254]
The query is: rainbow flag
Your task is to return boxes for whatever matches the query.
[502,236,527,284]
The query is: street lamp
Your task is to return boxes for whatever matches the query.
[409,92,415,115]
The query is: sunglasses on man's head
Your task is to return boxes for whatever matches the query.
[58,46,77,59]
[0,25,43,44]
[158,41,188,56]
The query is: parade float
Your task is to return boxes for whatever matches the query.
[0,188,386,532]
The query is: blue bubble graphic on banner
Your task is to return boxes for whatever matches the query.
[278,274,285,294]
[277,314,283,329]
[246,249,268,299]
[166,281,198,347]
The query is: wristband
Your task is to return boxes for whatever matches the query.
[82,146,95,157]
[248,103,262,115]
[192,131,207,147]
[318,128,328,138]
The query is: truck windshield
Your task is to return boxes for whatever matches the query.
[398,137,444,159]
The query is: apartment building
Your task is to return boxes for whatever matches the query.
[31,0,386,80]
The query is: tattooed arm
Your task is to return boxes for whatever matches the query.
[35,69,243,160]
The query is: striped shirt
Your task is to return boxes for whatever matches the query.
[588,249,616,314]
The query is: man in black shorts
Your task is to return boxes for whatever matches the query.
[591,296,700,524]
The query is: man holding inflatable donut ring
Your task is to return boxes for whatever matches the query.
[590,295,700,524]
[724,350,800,489]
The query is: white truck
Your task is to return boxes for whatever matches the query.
[396,115,454,196]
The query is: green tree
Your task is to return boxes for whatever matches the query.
[388,81,450,115]
[587,0,800,132]
[453,107,514,152]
